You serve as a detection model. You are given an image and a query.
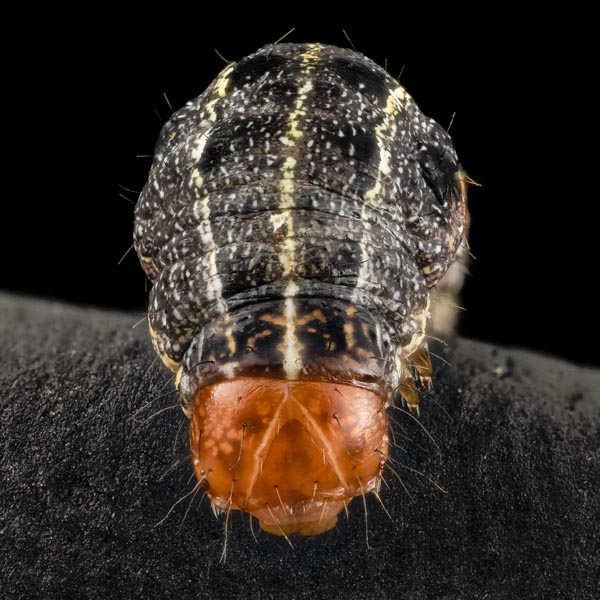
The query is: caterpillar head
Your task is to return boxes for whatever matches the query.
[189,378,388,536]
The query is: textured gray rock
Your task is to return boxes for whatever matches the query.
[1,293,598,599]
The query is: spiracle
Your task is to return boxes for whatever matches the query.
[134,43,467,537]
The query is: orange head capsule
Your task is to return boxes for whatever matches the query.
[190,378,389,536]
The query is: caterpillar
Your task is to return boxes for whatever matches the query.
[134,43,467,537]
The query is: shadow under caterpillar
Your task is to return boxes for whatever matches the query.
[134,42,468,538]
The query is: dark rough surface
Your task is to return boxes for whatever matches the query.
[1,293,598,599]
[133,43,466,402]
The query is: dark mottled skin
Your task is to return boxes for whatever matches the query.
[180,299,391,400]
[134,43,466,410]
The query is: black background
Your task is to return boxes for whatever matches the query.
[3,19,596,365]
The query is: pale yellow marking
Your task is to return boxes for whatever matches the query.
[296,308,327,325]
[203,63,235,122]
[274,43,323,379]
[175,364,184,389]
[279,156,297,210]
[259,313,286,326]
[300,47,322,61]
[281,238,296,278]
[343,321,356,350]
[389,85,408,108]
[247,329,273,347]
[191,169,204,189]
[356,347,371,359]
[190,127,212,162]
[270,212,287,232]
[140,255,158,275]
[224,326,236,355]
[282,282,301,378]
[354,86,407,301]
[196,193,227,314]
[148,321,180,372]
[288,79,315,139]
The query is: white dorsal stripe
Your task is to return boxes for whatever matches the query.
[195,188,227,314]
[191,67,235,317]
[353,86,406,301]
[277,44,322,379]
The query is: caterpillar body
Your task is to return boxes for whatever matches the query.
[134,43,467,537]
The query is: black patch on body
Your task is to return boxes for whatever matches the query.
[229,53,287,89]
[330,56,392,106]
